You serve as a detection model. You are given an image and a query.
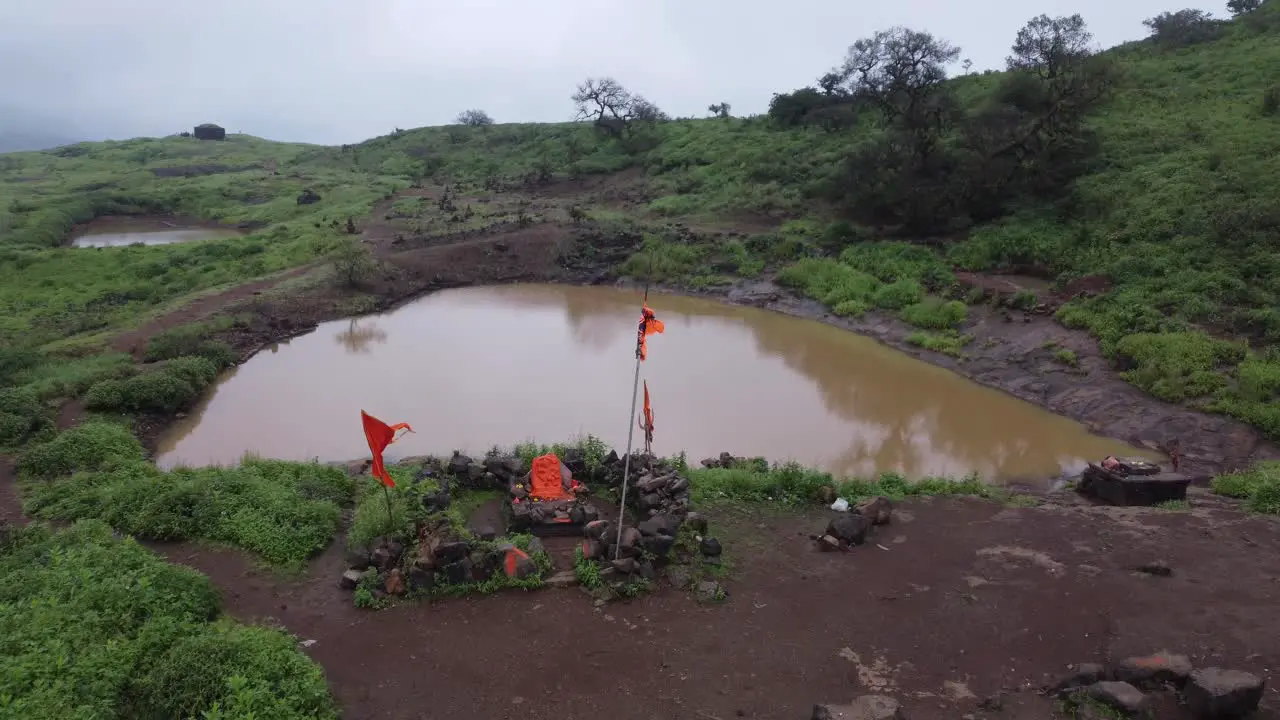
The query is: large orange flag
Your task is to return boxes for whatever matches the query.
[637,305,664,361]
[361,410,413,488]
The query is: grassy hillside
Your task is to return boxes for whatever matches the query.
[0,3,1278,448]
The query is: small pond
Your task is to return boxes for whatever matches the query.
[155,284,1155,483]
[71,218,242,247]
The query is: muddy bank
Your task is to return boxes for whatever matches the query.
[120,220,1276,478]
[713,282,1280,478]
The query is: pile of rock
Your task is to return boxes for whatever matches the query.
[699,451,768,471]
[576,510,724,600]
[340,517,544,600]
[595,452,694,520]
[1051,652,1265,718]
[814,496,893,551]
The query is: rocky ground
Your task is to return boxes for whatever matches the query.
[152,490,1279,720]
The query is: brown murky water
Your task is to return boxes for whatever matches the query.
[156,285,1151,482]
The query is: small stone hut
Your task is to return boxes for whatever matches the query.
[193,123,226,141]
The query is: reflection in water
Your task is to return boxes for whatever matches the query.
[336,319,388,354]
[156,284,1154,482]
[71,229,242,247]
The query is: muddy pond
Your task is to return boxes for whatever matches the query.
[156,284,1152,483]
[70,217,242,247]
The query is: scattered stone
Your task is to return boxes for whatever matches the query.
[384,568,406,595]
[610,558,639,574]
[818,486,837,504]
[817,534,843,552]
[641,533,675,559]
[442,558,473,584]
[1052,663,1108,693]
[695,580,725,603]
[545,570,577,588]
[435,541,469,564]
[1115,652,1193,689]
[854,496,893,525]
[811,695,905,719]
[340,569,364,589]
[407,567,434,592]
[1084,681,1148,716]
[700,537,723,557]
[584,520,612,540]
[685,512,709,535]
[580,538,605,560]
[469,524,497,542]
[371,546,395,570]
[639,514,680,537]
[1184,667,1264,719]
[345,548,371,570]
[665,565,693,589]
[526,537,545,555]
[447,452,473,476]
[617,527,642,556]
[1136,561,1172,577]
[296,188,321,205]
[827,514,871,546]
[422,490,451,512]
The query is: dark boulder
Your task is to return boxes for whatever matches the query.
[193,123,225,140]
[1185,668,1264,719]
[700,537,722,557]
[827,514,870,546]
[447,452,473,476]
[638,514,680,537]
[854,496,893,525]
[296,188,322,205]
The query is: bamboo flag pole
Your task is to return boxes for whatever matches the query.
[614,250,656,560]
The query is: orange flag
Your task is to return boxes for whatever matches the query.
[640,380,655,445]
[637,305,664,361]
[361,410,413,488]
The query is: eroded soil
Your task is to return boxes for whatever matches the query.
[154,493,1280,720]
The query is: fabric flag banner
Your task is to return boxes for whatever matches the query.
[361,410,413,488]
[637,305,665,361]
[640,380,655,446]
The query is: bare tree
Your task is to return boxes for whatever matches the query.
[707,102,732,118]
[571,77,667,139]
[1006,14,1093,80]
[840,27,961,126]
[455,109,494,126]
[961,59,974,74]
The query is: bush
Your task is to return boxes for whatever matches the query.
[1211,461,1280,514]
[0,387,47,445]
[145,325,236,369]
[0,346,42,386]
[18,421,143,479]
[0,521,338,719]
[23,457,354,566]
[84,355,218,414]
[1114,331,1245,402]
[906,331,971,357]
[901,298,968,330]
[871,279,925,310]
[687,461,991,505]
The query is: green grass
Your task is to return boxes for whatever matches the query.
[687,459,993,506]
[1211,461,1280,514]
[906,331,972,357]
[18,422,353,566]
[0,520,337,719]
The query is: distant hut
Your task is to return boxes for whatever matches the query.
[193,123,226,141]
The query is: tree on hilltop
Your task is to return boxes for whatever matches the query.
[708,102,732,118]
[455,109,494,127]
[571,77,667,140]
[1006,14,1093,80]
[1227,0,1261,15]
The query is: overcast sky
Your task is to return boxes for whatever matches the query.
[0,0,1222,146]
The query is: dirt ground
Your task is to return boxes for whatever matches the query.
[153,492,1280,720]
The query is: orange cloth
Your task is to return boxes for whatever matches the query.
[361,410,413,488]
[503,547,532,577]
[529,453,571,501]
[641,380,654,444]
[637,305,664,361]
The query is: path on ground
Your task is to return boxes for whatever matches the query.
[156,494,1280,720]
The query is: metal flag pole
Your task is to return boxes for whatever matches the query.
[614,250,655,560]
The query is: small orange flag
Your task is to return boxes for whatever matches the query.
[639,380,655,446]
[637,305,664,361]
[361,410,413,488]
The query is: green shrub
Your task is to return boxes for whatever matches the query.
[1114,331,1245,402]
[24,457,354,565]
[833,299,870,318]
[687,461,990,505]
[906,331,971,357]
[0,347,42,386]
[84,355,217,414]
[0,521,337,719]
[144,324,236,368]
[777,258,880,307]
[901,298,968,330]
[1211,461,1280,515]
[872,279,925,310]
[18,421,143,479]
[0,387,47,444]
